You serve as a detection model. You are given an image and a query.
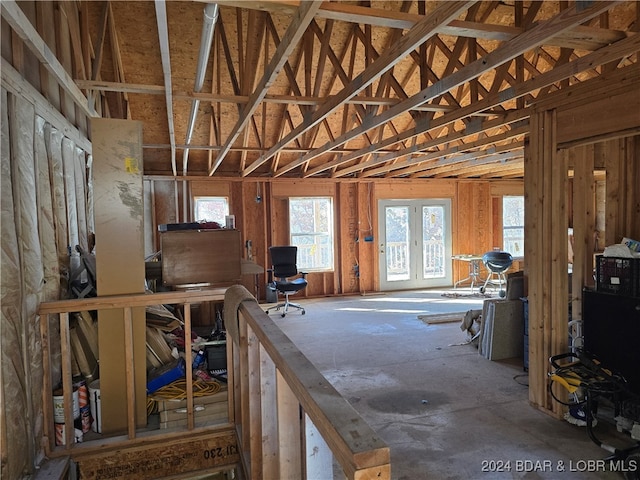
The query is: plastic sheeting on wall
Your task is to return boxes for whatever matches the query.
[62,137,80,276]
[2,89,37,478]
[1,86,92,477]
[45,124,70,297]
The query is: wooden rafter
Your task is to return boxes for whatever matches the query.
[208,0,322,175]
[246,0,474,177]
[291,1,622,178]
[1,0,96,117]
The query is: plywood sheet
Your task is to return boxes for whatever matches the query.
[77,431,239,480]
[92,118,146,433]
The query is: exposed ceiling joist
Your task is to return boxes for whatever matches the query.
[242,0,475,177]
[208,0,323,175]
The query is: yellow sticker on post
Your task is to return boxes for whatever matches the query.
[124,157,140,174]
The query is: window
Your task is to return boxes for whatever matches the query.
[289,197,334,271]
[193,196,229,225]
[503,196,524,256]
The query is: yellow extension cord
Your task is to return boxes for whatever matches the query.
[146,378,222,415]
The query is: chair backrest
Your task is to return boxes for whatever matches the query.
[269,246,299,279]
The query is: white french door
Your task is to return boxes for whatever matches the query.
[378,199,452,291]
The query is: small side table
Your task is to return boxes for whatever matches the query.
[452,254,484,291]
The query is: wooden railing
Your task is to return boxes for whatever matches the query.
[37,289,391,479]
[232,300,390,479]
[37,289,229,454]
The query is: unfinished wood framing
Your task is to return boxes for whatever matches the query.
[3,1,640,477]
[232,300,391,479]
[527,66,640,417]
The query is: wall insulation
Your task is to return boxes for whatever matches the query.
[0,87,91,478]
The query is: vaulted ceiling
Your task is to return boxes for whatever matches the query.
[3,1,640,179]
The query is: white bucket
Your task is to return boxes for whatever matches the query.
[52,388,79,424]
[88,379,102,433]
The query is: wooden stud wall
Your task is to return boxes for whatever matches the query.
[527,67,640,417]
[146,177,526,300]
[570,144,595,320]
[525,110,568,417]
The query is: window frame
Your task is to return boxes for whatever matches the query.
[193,195,230,225]
[288,196,335,272]
[502,195,525,257]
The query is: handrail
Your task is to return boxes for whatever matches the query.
[38,288,228,313]
[37,288,391,479]
[38,288,227,453]
[233,299,391,479]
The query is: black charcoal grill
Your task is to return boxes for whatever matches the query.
[479,250,513,297]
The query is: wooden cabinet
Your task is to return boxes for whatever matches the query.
[583,289,640,394]
[160,229,242,287]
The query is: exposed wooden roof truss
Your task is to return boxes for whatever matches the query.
[3,0,639,179]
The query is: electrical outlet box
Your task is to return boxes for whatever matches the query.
[364,236,374,242]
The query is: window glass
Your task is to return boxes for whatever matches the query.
[503,196,524,256]
[289,197,334,271]
[193,196,229,225]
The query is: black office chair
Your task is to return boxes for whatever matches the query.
[265,246,308,317]
[479,250,513,298]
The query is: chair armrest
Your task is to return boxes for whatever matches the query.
[266,268,274,283]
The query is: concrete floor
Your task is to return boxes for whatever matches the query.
[267,288,636,480]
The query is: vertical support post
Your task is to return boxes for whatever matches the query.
[248,324,263,475]
[40,313,55,453]
[123,306,136,439]
[277,370,302,479]
[59,312,74,448]
[184,303,194,430]
[260,344,279,479]
[527,109,568,416]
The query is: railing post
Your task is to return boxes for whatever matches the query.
[183,302,194,430]
[59,312,74,448]
[123,307,136,439]
[247,324,262,476]
[238,310,251,473]
[259,344,278,479]
[40,313,55,453]
[276,370,302,479]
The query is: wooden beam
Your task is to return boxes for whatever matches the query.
[334,114,528,178]
[277,1,617,177]
[302,14,639,178]
[0,0,97,117]
[211,1,627,50]
[209,1,322,175]
[243,1,474,177]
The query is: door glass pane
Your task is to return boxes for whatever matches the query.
[385,206,410,281]
[422,206,446,279]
